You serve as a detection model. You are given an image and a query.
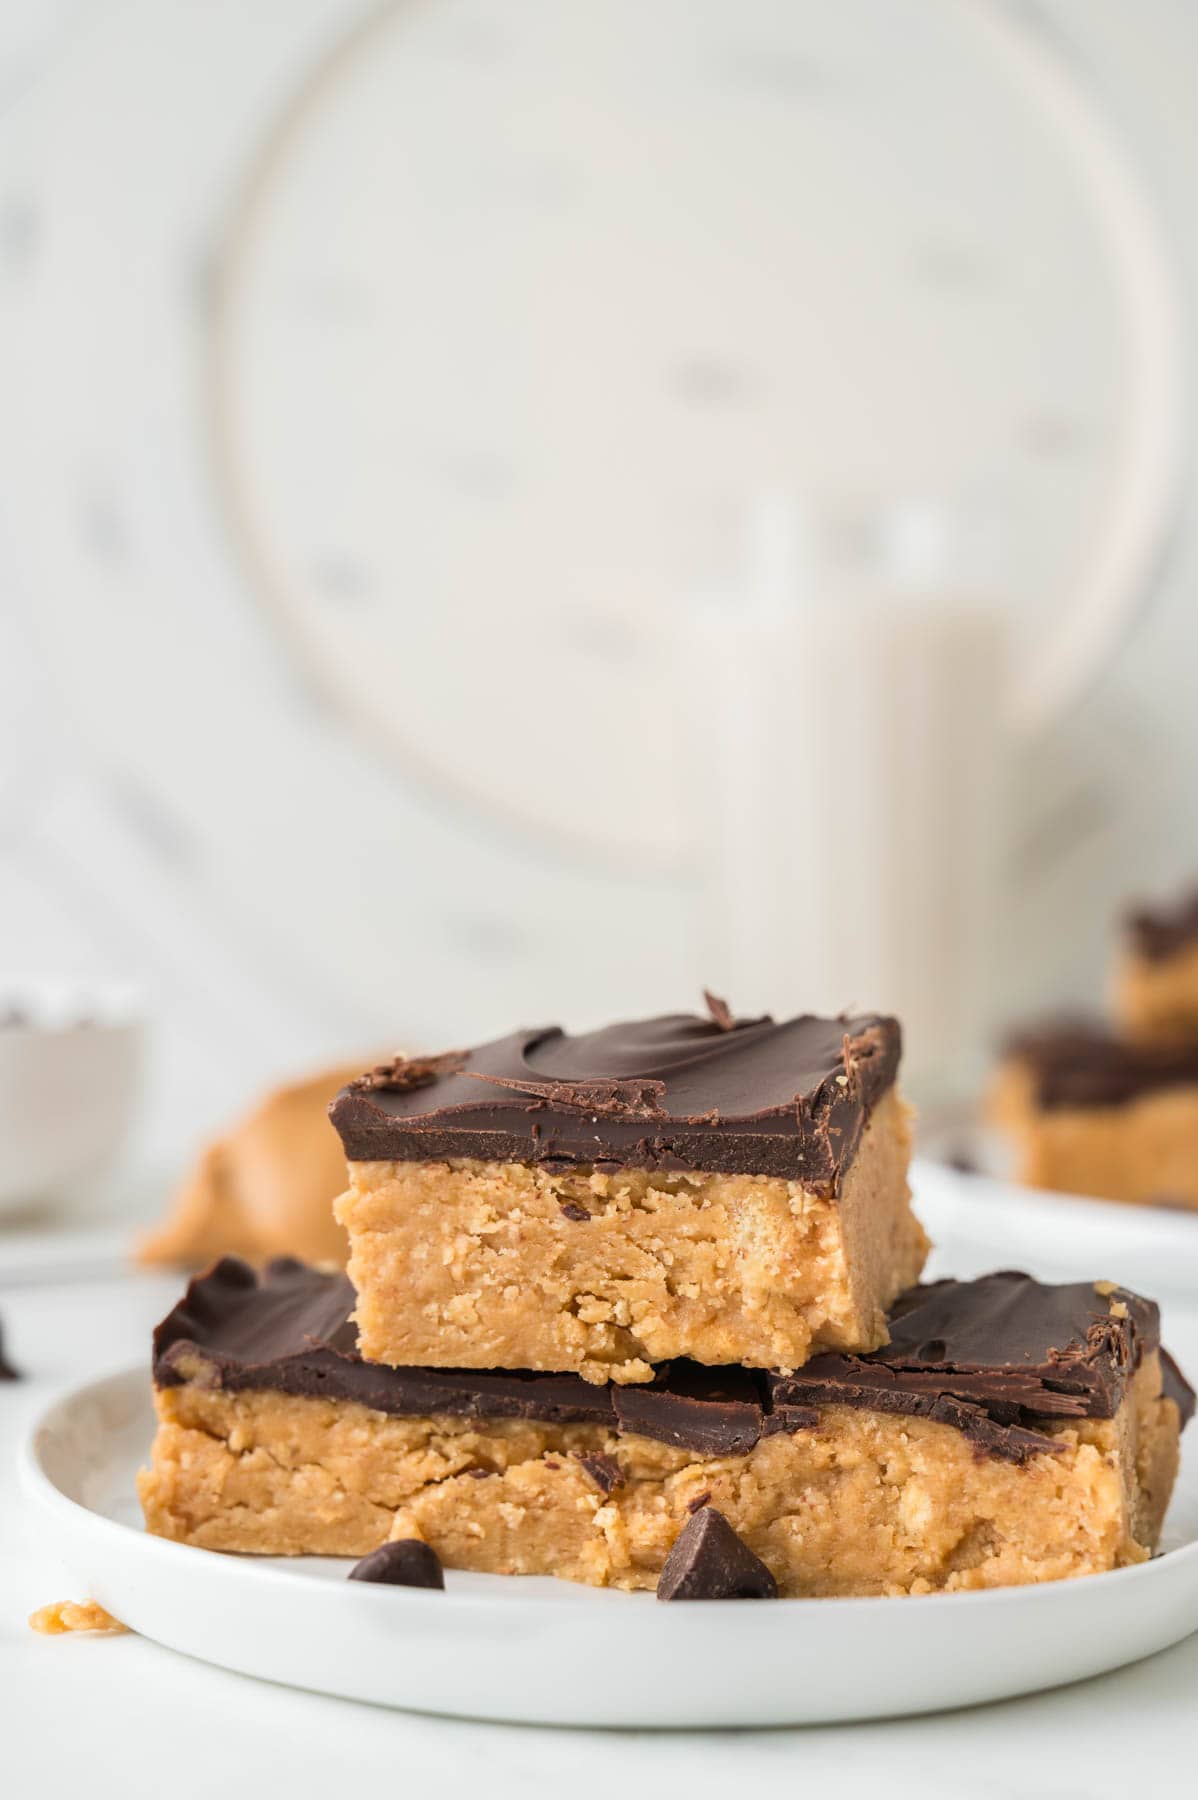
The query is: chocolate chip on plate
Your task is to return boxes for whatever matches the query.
[656,1507,778,1601]
[348,1540,444,1590]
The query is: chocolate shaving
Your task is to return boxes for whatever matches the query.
[559,1201,591,1222]
[703,990,736,1031]
[577,1452,624,1495]
[686,1489,713,1515]
[351,1051,467,1094]
[463,1070,667,1119]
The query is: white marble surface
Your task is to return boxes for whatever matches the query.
[2,0,1198,1168]
[3,1227,1197,1797]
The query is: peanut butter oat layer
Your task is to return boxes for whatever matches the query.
[991,1019,1198,1210]
[139,1260,1192,1597]
[330,1005,926,1381]
[1116,889,1198,1045]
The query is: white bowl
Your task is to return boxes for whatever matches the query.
[0,977,145,1215]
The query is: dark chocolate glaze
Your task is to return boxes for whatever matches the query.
[1003,1018,1198,1111]
[152,1261,1191,1464]
[1126,890,1198,963]
[329,1005,901,1193]
[773,1272,1190,1457]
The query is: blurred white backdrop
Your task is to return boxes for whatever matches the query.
[1,0,1197,1175]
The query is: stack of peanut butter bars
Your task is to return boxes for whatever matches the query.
[141,1000,1192,1598]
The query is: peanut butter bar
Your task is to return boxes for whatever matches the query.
[139,1260,1191,1598]
[1116,890,1198,1045]
[991,1019,1198,1210]
[329,1004,926,1381]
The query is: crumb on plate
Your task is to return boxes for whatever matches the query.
[28,1600,128,1636]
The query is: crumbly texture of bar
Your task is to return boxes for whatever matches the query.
[1116,939,1198,1046]
[335,1089,925,1382]
[28,1601,127,1636]
[138,1354,1178,1596]
[991,1058,1198,1211]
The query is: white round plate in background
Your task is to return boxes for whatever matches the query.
[915,1157,1198,1303]
[21,1360,1198,1729]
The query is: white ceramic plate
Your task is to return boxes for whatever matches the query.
[913,1157,1198,1303]
[20,1365,1198,1728]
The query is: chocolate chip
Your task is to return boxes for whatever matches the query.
[577,1452,623,1494]
[559,1202,591,1222]
[656,1507,777,1601]
[463,1466,490,1478]
[685,1489,712,1514]
[348,1540,444,1589]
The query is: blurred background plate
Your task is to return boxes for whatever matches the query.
[916,1159,1198,1304]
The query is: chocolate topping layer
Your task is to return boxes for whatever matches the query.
[1003,1019,1198,1110]
[773,1272,1191,1455]
[1126,890,1198,963]
[153,1261,1192,1464]
[330,1005,901,1191]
